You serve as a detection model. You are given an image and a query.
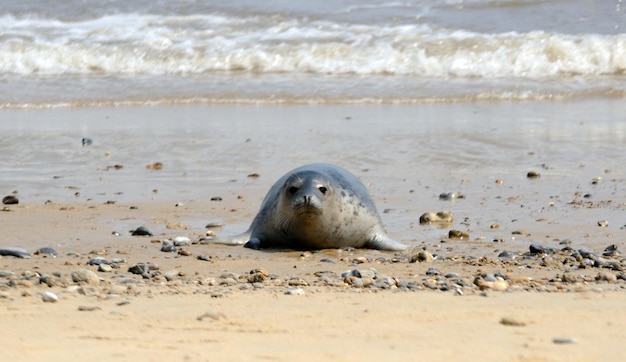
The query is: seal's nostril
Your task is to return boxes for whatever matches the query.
[303,195,311,205]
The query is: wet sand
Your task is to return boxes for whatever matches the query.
[1,101,625,361]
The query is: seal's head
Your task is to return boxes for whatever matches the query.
[281,170,331,217]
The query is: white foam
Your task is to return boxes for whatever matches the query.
[0,13,624,79]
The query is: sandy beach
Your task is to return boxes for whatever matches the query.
[1,101,625,361]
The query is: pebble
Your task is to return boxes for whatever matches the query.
[526,171,541,178]
[448,230,469,239]
[128,263,151,275]
[131,226,153,236]
[284,288,305,295]
[425,268,440,276]
[529,244,553,255]
[197,255,212,262]
[40,291,59,303]
[98,264,113,273]
[71,269,100,285]
[87,257,109,265]
[419,211,454,224]
[40,275,68,287]
[597,220,608,227]
[173,236,191,246]
[2,195,19,205]
[410,250,434,263]
[500,316,529,326]
[160,240,177,252]
[553,337,577,344]
[0,247,31,258]
[78,306,102,312]
[34,247,58,257]
[81,138,93,146]
[0,270,15,278]
[497,251,517,260]
[439,192,463,200]
[205,222,224,229]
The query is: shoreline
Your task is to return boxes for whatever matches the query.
[1,100,625,361]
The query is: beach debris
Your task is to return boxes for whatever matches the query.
[419,211,453,224]
[0,247,31,258]
[597,220,608,227]
[2,195,19,205]
[34,247,58,257]
[146,162,163,170]
[131,226,153,236]
[210,196,223,201]
[526,171,541,178]
[81,138,93,146]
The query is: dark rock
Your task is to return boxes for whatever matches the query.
[2,195,19,205]
[131,226,153,236]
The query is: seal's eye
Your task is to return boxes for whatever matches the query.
[318,186,327,194]
[288,186,299,195]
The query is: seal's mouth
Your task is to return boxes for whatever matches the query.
[293,195,323,216]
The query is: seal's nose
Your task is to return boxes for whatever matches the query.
[303,195,312,205]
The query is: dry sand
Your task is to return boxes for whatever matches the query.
[1,101,625,361]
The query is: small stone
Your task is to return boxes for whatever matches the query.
[0,247,31,258]
[131,226,153,236]
[160,240,177,252]
[597,220,608,227]
[419,211,453,224]
[2,195,19,205]
[81,138,93,146]
[529,244,553,255]
[128,263,150,275]
[425,268,440,276]
[448,230,469,239]
[498,251,517,260]
[86,257,109,265]
[197,255,212,262]
[98,264,113,273]
[197,311,228,321]
[352,256,367,264]
[527,171,541,178]
[410,250,433,263]
[500,317,528,327]
[285,288,305,295]
[71,269,100,285]
[553,337,577,344]
[173,236,191,246]
[210,196,223,201]
[41,291,59,303]
[0,270,15,278]
[205,222,224,228]
[34,247,58,257]
[439,192,463,200]
[77,306,101,312]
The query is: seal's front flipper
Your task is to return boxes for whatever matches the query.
[368,233,408,251]
[210,231,252,246]
[243,238,261,250]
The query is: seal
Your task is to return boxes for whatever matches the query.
[213,163,408,251]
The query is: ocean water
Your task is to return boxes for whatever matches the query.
[1,0,624,108]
